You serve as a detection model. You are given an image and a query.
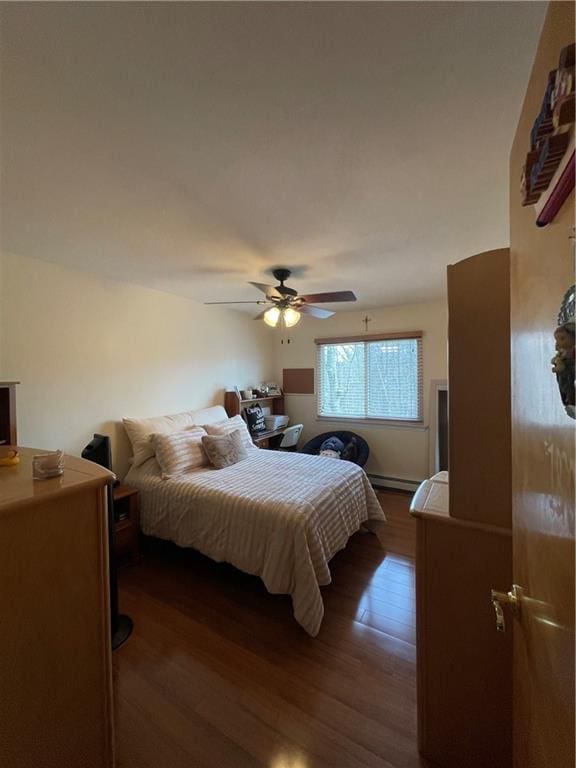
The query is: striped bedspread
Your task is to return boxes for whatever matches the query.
[125,450,385,636]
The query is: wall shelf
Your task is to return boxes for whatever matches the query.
[224,390,285,418]
[239,395,283,404]
[534,129,575,226]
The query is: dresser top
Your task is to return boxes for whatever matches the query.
[0,447,114,513]
[409,471,450,519]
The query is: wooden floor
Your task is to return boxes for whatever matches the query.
[115,490,429,768]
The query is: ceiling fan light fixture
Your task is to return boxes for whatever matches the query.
[206,268,355,324]
[283,307,301,328]
[263,306,281,327]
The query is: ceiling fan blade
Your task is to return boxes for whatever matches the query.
[298,290,357,304]
[298,304,335,319]
[248,282,284,300]
[204,300,269,305]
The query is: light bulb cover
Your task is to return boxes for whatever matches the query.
[263,306,280,327]
[283,307,301,327]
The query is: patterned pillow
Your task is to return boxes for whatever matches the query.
[150,426,208,478]
[203,414,256,451]
[201,430,247,469]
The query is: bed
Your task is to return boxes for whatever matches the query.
[123,406,385,636]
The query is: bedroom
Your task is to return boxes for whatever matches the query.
[0,2,574,768]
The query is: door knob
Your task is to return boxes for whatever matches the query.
[491,585,523,632]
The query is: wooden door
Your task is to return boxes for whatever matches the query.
[509,4,575,767]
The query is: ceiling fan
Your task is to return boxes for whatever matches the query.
[205,268,357,327]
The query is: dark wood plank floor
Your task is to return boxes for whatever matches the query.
[115,490,429,768]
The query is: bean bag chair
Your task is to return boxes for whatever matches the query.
[300,430,369,468]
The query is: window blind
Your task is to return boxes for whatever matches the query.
[316,334,423,422]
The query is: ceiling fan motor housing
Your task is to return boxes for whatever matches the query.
[272,268,298,297]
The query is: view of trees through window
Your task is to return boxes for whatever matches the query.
[317,338,422,421]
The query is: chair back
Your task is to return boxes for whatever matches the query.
[280,424,303,449]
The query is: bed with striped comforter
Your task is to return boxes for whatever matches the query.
[125,449,385,636]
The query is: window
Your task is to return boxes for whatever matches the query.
[316,333,423,422]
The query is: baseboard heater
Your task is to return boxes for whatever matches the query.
[368,474,423,493]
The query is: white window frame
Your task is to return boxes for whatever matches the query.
[315,331,424,425]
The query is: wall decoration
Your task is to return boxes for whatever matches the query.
[521,43,575,226]
[283,368,314,394]
[362,315,372,332]
[551,284,575,419]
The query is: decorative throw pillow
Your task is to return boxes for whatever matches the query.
[245,404,266,434]
[123,410,195,467]
[202,429,247,469]
[319,436,345,455]
[319,449,341,460]
[203,414,255,452]
[150,427,208,479]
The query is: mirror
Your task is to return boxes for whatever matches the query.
[552,284,575,419]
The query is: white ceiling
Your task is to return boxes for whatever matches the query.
[0,2,545,312]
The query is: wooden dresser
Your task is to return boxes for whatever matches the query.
[0,448,115,768]
[412,248,513,768]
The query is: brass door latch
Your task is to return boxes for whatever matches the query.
[491,585,523,632]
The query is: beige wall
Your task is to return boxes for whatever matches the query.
[1,251,448,484]
[0,253,274,477]
[273,300,448,486]
[0,252,3,369]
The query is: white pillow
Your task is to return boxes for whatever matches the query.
[151,427,208,479]
[203,415,256,452]
[191,405,228,426]
[122,410,195,467]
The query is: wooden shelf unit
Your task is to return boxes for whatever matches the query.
[224,390,286,448]
[224,391,285,418]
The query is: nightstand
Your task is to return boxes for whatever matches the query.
[113,484,141,564]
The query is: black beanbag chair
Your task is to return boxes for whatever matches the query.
[301,431,369,468]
